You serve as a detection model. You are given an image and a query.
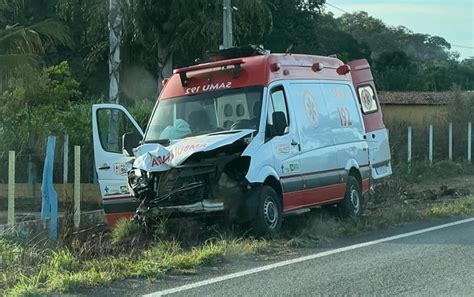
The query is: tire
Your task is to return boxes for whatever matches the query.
[338,176,363,218]
[252,186,283,237]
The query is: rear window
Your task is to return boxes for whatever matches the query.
[357,85,378,114]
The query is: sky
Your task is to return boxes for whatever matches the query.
[324,0,474,60]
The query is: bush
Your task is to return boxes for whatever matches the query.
[111,218,141,243]
[431,160,464,177]
[50,250,79,272]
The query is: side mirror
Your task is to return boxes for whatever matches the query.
[272,111,288,137]
[122,131,142,156]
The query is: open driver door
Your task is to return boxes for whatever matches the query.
[92,104,144,225]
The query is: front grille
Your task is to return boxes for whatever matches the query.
[147,164,216,207]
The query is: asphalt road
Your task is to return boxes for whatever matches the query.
[148,218,474,296]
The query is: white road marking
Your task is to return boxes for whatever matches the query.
[144,217,474,296]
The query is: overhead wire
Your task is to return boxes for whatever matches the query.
[450,44,474,49]
[325,2,474,53]
[325,2,350,14]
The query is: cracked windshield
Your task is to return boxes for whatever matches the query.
[0,0,473,296]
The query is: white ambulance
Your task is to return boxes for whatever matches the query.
[92,47,392,235]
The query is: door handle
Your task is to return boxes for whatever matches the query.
[291,139,299,146]
[98,164,111,170]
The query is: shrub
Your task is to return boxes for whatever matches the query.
[111,218,141,243]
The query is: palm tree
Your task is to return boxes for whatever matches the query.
[0,19,72,71]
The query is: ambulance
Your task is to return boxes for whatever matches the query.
[92,46,392,235]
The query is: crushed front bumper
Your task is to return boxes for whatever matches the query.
[154,199,224,214]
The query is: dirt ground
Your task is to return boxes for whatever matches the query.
[412,175,474,192]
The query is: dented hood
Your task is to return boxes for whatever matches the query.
[133,129,254,172]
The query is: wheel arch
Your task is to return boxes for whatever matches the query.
[263,175,283,204]
[348,167,362,188]
[344,158,362,187]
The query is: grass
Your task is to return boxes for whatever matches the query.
[0,227,270,295]
[2,177,474,295]
[111,218,141,243]
[280,192,474,248]
[279,205,422,248]
[426,195,474,217]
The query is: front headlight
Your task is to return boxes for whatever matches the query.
[137,176,148,188]
[128,168,149,192]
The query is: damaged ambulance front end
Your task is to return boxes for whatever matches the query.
[128,129,256,225]
[92,82,265,226]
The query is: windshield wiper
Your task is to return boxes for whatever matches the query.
[143,138,170,145]
[206,130,241,135]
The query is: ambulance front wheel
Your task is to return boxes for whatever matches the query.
[252,185,283,237]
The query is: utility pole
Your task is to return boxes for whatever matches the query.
[108,0,121,150]
[108,0,121,104]
[222,0,233,49]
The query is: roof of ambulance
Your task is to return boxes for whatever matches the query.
[160,54,350,99]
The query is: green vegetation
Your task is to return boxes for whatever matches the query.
[2,175,474,295]
[1,0,473,182]
[282,194,474,248]
[111,218,141,243]
[0,225,270,295]
[0,1,473,294]
[392,161,466,183]
[427,196,474,217]
[2,0,472,97]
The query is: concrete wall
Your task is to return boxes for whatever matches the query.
[381,104,448,125]
[0,183,102,203]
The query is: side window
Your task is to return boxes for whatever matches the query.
[357,85,378,114]
[97,109,141,153]
[267,87,289,125]
[266,86,289,138]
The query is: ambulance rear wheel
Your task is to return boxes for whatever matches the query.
[252,186,282,237]
[338,176,362,218]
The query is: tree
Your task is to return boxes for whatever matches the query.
[0,61,81,154]
[336,12,451,63]
[0,0,72,93]
[373,50,417,91]
[0,20,71,70]
[55,0,109,97]
[264,0,325,54]
[120,0,273,99]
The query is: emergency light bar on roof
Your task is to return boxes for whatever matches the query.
[173,58,245,87]
[207,44,269,62]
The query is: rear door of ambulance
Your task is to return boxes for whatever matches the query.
[348,59,392,180]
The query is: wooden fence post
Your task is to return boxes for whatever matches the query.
[429,125,433,164]
[74,145,81,230]
[468,122,472,164]
[448,122,453,161]
[8,151,15,226]
[408,126,412,173]
[63,135,69,184]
